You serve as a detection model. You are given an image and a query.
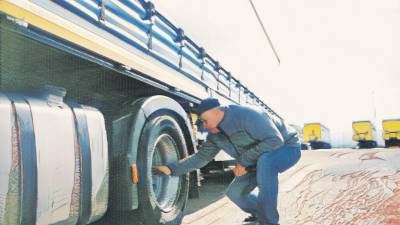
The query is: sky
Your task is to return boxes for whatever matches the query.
[152,0,400,147]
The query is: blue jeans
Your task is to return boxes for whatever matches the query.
[225,144,301,225]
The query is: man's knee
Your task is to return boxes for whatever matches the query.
[257,154,276,172]
[226,186,241,202]
[258,151,275,163]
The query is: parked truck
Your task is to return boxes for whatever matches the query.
[0,1,281,225]
[303,123,331,149]
[289,124,310,150]
[382,119,400,148]
[352,120,378,148]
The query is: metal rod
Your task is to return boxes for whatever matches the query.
[248,0,280,65]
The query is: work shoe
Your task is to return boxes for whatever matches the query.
[243,215,258,222]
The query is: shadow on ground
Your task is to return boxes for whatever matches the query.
[184,171,234,215]
[91,171,234,225]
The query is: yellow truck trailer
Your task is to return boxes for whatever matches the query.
[382,119,400,147]
[290,124,311,150]
[352,120,378,148]
[303,123,331,149]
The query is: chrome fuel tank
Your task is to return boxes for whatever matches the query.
[0,88,108,225]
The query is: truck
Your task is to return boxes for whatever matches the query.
[0,1,281,225]
[352,120,378,148]
[382,119,400,147]
[289,124,310,150]
[303,123,331,149]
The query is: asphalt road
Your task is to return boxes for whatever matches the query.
[92,170,246,225]
[182,171,252,225]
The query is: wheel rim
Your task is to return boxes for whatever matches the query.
[151,133,181,211]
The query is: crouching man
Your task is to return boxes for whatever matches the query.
[155,98,301,225]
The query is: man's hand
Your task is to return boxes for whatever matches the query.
[153,166,172,176]
[233,164,247,177]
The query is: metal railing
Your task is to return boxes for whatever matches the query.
[54,0,280,117]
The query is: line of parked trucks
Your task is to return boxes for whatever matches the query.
[291,118,400,150]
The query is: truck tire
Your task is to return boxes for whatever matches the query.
[137,113,189,225]
[385,139,400,148]
[359,141,377,149]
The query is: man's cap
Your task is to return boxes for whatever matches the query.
[195,98,220,116]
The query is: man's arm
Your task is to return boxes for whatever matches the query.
[167,137,220,176]
[237,109,284,167]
